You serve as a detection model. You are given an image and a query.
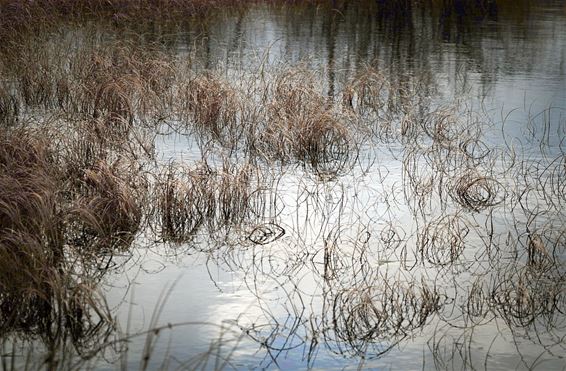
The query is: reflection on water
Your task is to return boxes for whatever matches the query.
[173,1,565,106]
[1,1,566,370]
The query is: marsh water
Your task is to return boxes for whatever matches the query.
[3,1,566,370]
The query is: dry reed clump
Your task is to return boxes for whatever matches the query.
[490,267,565,329]
[9,44,56,110]
[331,278,441,356]
[0,129,114,350]
[155,159,256,243]
[48,121,108,190]
[178,73,239,144]
[420,106,464,149]
[2,38,175,134]
[49,116,153,209]
[66,159,145,253]
[0,40,158,254]
[449,172,504,212]
[342,67,398,142]
[523,227,565,273]
[420,107,490,176]
[297,111,353,178]
[216,159,254,224]
[419,214,470,266]
[0,87,19,127]
[342,67,390,117]
[75,45,175,130]
[0,129,62,259]
[156,162,215,243]
[173,67,365,178]
[263,68,356,177]
[342,66,432,142]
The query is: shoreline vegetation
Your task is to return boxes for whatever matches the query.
[1,0,565,369]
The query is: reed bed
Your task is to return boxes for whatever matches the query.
[1,65,564,371]
[0,57,152,359]
[1,36,175,130]
[0,2,565,368]
[179,74,239,144]
[0,129,118,363]
[449,172,504,212]
[154,159,263,243]
[328,276,441,358]
[2,31,364,177]
[172,67,363,177]
[419,214,470,266]
[262,68,358,177]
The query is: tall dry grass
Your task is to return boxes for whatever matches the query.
[0,129,117,362]
[263,68,357,177]
[171,67,363,177]
[154,158,260,243]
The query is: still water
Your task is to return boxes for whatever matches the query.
[66,1,566,369]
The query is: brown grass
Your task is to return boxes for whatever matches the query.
[0,129,115,356]
[179,73,239,144]
[261,68,358,176]
[419,214,470,266]
[0,87,19,127]
[331,276,441,357]
[154,159,258,243]
[156,161,214,243]
[66,160,144,253]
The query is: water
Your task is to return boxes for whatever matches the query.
[107,2,566,370]
[93,4,566,370]
[3,1,566,370]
